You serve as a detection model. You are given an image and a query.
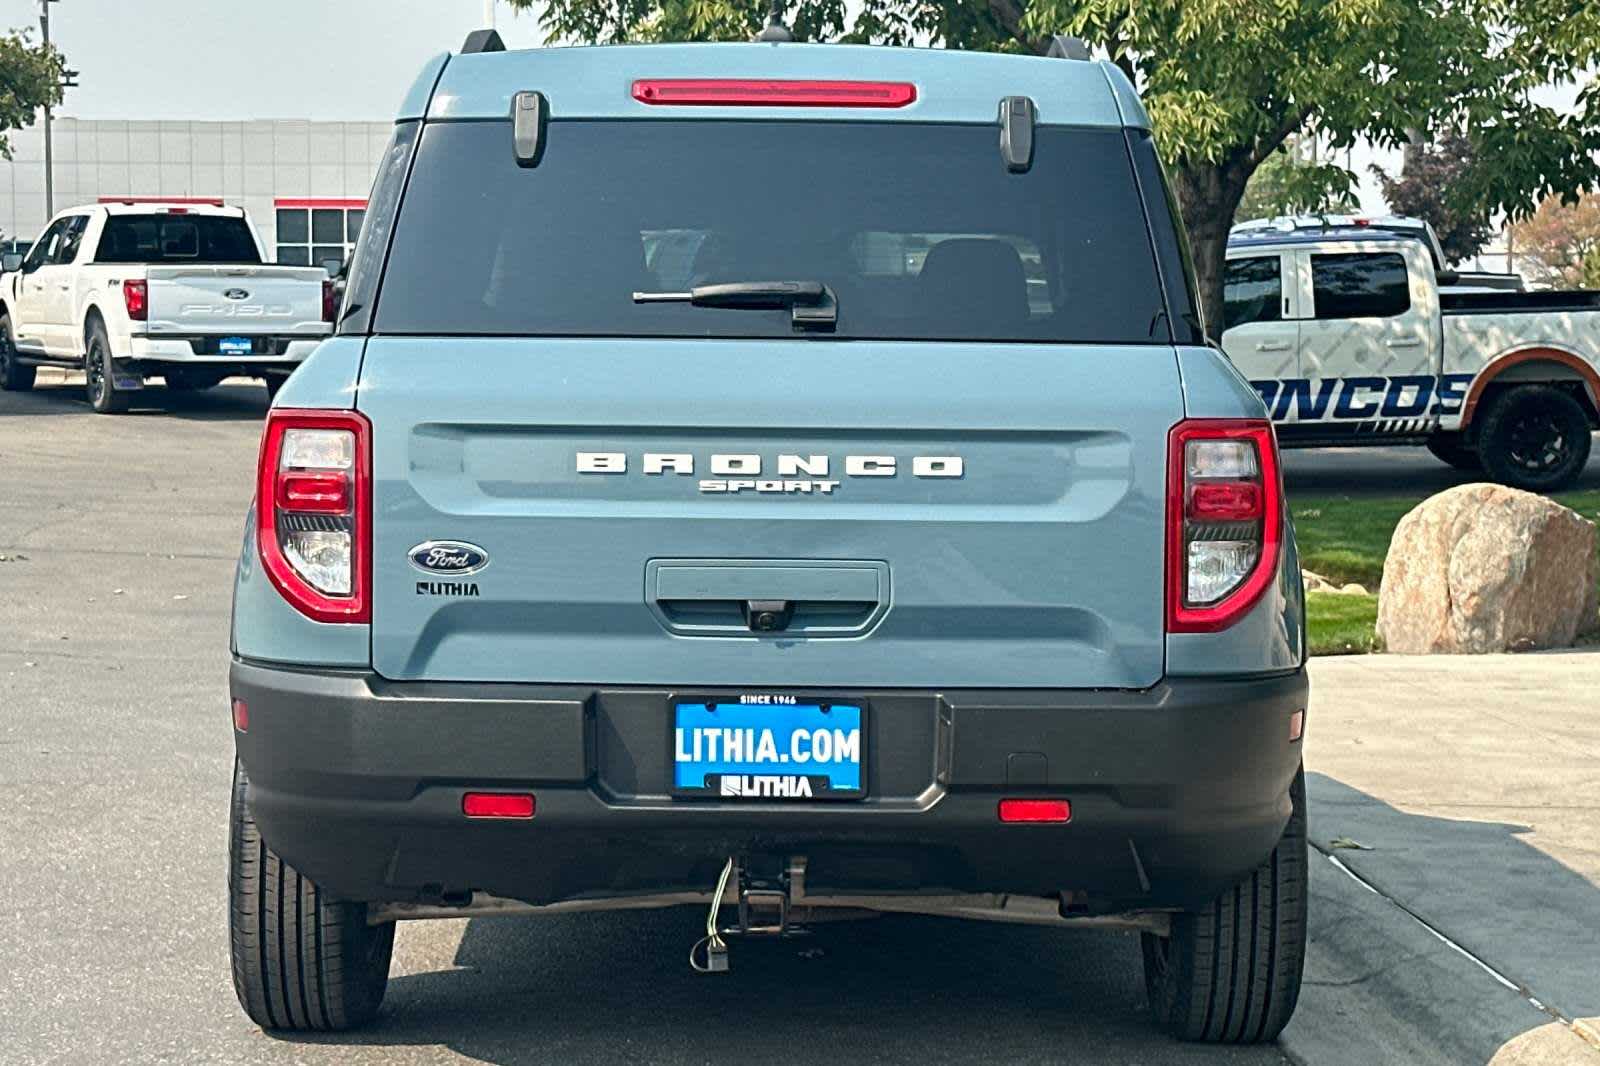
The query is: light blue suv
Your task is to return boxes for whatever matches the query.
[227,32,1309,1043]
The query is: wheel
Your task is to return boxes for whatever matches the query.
[84,320,131,413]
[1425,433,1482,472]
[229,759,394,1031]
[1477,385,1593,493]
[165,369,224,391]
[0,313,35,391]
[1142,767,1307,1043]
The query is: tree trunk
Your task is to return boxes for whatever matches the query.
[1170,159,1253,342]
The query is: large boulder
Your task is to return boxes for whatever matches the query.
[1376,484,1598,654]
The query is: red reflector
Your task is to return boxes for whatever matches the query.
[998,798,1071,824]
[1289,709,1305,742]
[1187,480,1263,521]
[276,471,350,513]
[463,792,536,819]
[123,279,148,321]
[322,278,337,323]
[231,698,248,732]
[632,78,916,108]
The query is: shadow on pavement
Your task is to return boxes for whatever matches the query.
[1300,773,1599,1063]
[277,909,1287,1065]
[0,379,268,422]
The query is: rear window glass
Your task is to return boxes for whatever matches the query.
[1310,252,1409,320]
[94,215,261,265]
[374,120,1169,343]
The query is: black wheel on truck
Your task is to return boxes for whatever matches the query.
[1141,767,1307,1044]
[1424,433,1483,472]
[1477,384,1592,493]
[263,374,287,403]
[84,319,131,414]
[0,313,35,391]
[228,758,394,1032]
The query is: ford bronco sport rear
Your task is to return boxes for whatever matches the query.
[228,37,1309,1043]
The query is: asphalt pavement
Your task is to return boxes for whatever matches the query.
[3,374,1597,1065]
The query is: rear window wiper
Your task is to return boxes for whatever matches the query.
[633,280,837,331]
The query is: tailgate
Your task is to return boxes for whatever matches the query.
[360,338,1182,689]
[144,265,327,335]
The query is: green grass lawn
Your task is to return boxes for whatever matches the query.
[1291,488,1600,654]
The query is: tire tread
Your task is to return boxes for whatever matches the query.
[227,759,391,1032]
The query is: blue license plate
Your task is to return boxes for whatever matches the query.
[218,336,252,355]
[673,696,865,799]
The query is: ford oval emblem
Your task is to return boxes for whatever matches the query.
[408,541,489,576]
[223,288,250,300]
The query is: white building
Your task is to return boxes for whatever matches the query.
[0,117,391,266]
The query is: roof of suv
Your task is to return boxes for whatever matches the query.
[408,43,1148,129]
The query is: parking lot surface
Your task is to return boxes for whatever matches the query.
[3,375,1598,1064]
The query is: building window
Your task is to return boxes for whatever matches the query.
[275,199,367,268]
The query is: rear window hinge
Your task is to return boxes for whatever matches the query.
[513,91,548,168]
[999,96,1036,173]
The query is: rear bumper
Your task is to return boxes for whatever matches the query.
[230,660,1308,913]
[127,336,323,364]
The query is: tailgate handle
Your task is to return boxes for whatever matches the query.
[647,561,889,638]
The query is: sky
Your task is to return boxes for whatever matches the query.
[0,0,547,122]
[0,0,1585,219]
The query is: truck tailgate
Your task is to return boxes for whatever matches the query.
[144,265,327,335]
[360,338,1183,689]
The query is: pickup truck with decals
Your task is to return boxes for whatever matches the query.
[0,202,334,412]
[1223,216,1600,491]
[226,33,1310,1043]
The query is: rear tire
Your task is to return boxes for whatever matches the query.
[0,314,35,391]
[1425,433,1482,472]
[1477,385,1592,493]
[263,375,287,403]
[1142,767,1307,1043]
[84,320,131,414]
[228,759,394,1032]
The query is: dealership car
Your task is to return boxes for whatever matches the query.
[0,202,334,411]
[227,33,1310,1042]
[1225,214,1600,491]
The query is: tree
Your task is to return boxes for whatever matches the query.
[0,28,63,159]
[1235,146,1355,225]
[1509,194,1600,289]
[506,0,1600,334]
[1372,132,1494,264]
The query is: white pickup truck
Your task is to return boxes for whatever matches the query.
[1222,216,1600,491]
[0,202,333,413]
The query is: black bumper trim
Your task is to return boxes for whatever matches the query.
[231,661,1308,912]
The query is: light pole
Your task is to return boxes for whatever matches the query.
[39,0,77,218]
[484,0,495,27]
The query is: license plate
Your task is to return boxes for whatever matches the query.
[673,696,865,799]
[218,336,252,355]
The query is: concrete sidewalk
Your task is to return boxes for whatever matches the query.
[1285,652,1600,1064]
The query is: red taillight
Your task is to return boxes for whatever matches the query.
[255,408,371,624]
[276,471,351,513]
[631,78,917,108]
[1187,480,1263,522]
[463,792,536,819]
[998,798,1072,824]
[123,279,148,321]
[322,279,337,323]
[1166,419,1282,633]
[232,698,249,732]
